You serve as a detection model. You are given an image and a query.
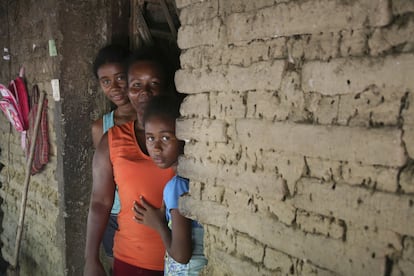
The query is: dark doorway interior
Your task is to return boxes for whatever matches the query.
[129,0,181,73]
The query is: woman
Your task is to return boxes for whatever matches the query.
[91,44,136,270]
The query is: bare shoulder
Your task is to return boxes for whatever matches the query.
[93,132,110,170]
[92,131,115,201]
[91,118,104,148]
[92,118,103,132]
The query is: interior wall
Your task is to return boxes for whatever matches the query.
[57,1,111,274]
[175,0,414,275]
[0,0,112,275]
[0,1,65,274]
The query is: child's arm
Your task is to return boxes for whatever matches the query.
[169,208,192,263]
[133,196,193,264]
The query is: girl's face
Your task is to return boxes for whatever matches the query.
[145,115,182,169]
[128,61,165,112]
[97,63,128,107]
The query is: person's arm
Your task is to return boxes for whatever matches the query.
[91,118,104,149]
[133,197,193,264]
[84,133,115,276]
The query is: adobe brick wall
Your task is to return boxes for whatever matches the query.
[175,0,414,275]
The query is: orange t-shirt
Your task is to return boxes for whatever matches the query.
[109,121,174,270]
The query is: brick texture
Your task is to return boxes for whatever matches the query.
[175,60,285,94]
[302,54,414,96]
[236,120,406,166]
[225,0,391,43]
[292,179,414,236]
[176,1,414,275]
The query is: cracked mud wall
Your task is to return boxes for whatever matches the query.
[175,0,414,275]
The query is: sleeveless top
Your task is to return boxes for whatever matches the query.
[102,110,121,214]
[102,110,115,133]
[109,121,174,270]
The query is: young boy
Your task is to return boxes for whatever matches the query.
[133,95,208,275]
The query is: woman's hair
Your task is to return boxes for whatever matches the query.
[143,95,181,126]
[128,46,174,86]
[128,46,185,102]
[92,44,130,78]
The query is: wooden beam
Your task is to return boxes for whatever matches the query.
[110,0,129,46]
[130,0,153,49]
[158,0,177,40]
[150,29,175,41]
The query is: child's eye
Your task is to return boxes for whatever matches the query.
[146,136,155,142]
[101,79,111,87]
[162,136,170,142]
[151,81,160,86]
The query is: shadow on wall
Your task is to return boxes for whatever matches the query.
[0,148,10,275]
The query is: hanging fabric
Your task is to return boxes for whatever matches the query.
[0,67,30,149]
[27,85,49,175]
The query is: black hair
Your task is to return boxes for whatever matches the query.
[129,46,186,102]
[92,44,130,78]
[143,95,181,126]
[128,46,174,86]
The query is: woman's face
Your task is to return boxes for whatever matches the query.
[128,60,166,113]
[97,63,129,107]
